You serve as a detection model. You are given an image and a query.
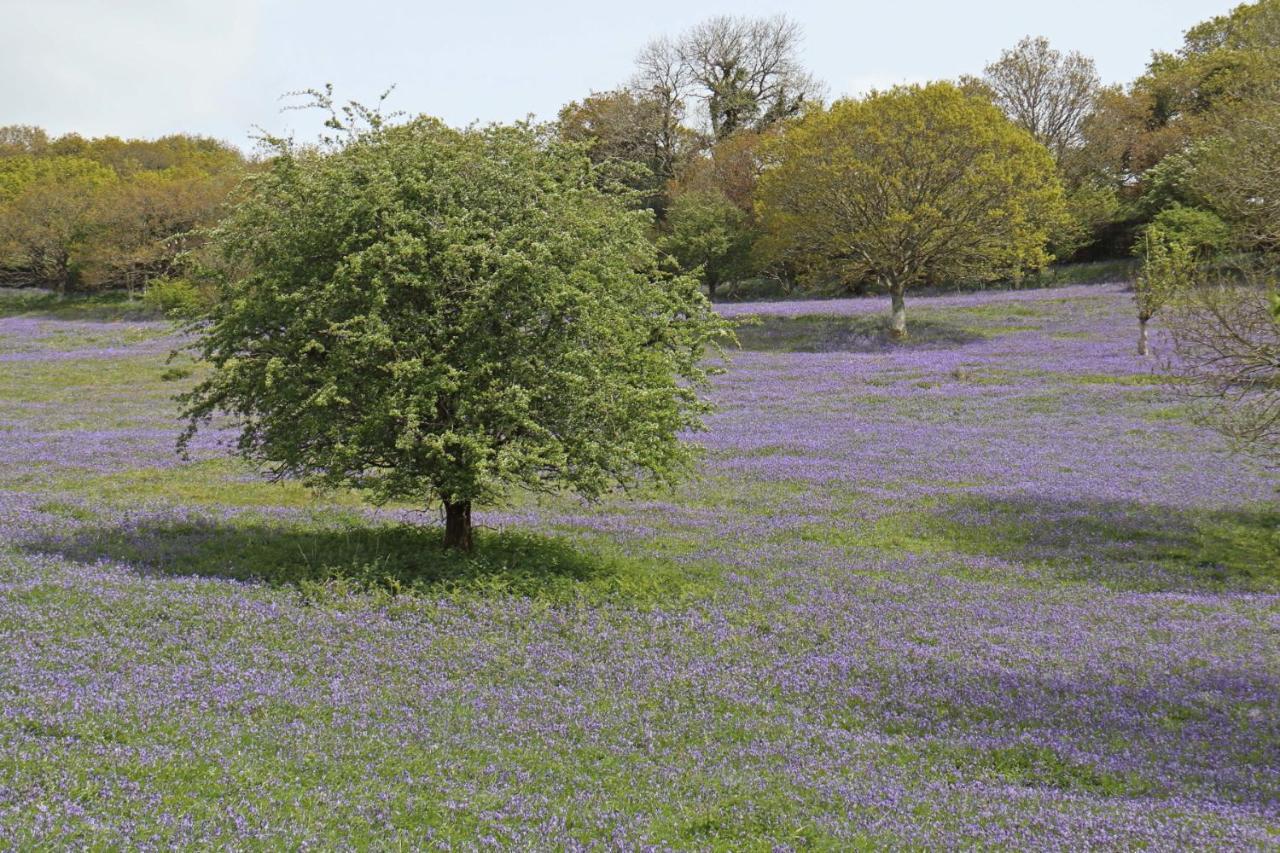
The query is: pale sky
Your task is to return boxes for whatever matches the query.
[0,0,1241,150]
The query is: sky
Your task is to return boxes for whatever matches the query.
[0,0,1243,150]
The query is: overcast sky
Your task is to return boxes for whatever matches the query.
[1,0,1240,150]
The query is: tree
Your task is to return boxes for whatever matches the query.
[556,89,697,216]
[1192,101,1280,252]
[660,189,754,300]
[0,128,245,291]
[1084,1,1280,195]
[180,113,726,551]
[1142,204,1232,257]
[973,37,1112,258]
[756,82,1067,337]
[0,125,49,157]
[631,36,698,177]
[636,15,823,142]
[980,36,1101,160]
[1165,261,1280,463]
[94,166,238,292]
[0,156,115,291]
[675,128,770,215]
[1133,227,1197,356]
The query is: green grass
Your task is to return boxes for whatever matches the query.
[733,314,988,352]
[0,288,165,321]
[28,507,713,606]
[2,288,1277,848]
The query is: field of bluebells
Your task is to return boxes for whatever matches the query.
[1,282,1277,848]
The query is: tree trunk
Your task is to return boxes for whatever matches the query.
[443,500,473,552]
[707,277,718,302]
[888,282,907,339]
[1137,317,1149,356]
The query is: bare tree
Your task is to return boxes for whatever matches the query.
[982,36,1100,159]
[635,15,824,142]
[0,125,49,157]
[631,37,698,180]
[1166,261,1280,464]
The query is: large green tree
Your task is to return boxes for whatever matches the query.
[180,117,725,550]
[756,82,1067,336]
[660,189,754,300]
[1192,100,1280,252]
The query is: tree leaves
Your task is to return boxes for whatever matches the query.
[181,117,729,522]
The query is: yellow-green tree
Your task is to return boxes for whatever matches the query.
[756,82,1067,336]
[0,156,116,292]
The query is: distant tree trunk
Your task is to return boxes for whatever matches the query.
[707,276,718,302]
[1138,316,1150,356]
[443,500,473,552]
[888,280,907,338]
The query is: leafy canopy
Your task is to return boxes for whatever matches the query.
[181,117,726,543]
[1134,228,1197,324]
[660,189,755,298]
[755,82,1066,331]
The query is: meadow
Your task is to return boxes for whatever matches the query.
[1,282,1277,848]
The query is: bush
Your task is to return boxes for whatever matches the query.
[1137,205,1232,258]
[142,277,210,318]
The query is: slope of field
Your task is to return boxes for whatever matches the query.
[1,283,1277,848]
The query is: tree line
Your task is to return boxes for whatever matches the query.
[4,4,1276,308]
[0,127,246,294]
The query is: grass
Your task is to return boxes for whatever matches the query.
[0,288,164,321]
[30,513,710,605]
[733,313,988,352]
[2,283,1278,848]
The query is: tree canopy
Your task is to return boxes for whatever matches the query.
[756,82,1067,335]
[180,117,726,550]
[979,36,1101,160]
[634,14,823,143]
[659,189,754,300]
[0,129,244,291]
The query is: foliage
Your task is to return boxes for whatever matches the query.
[556,89,699,216]
[0,128,244,292]
[1140,205,1232,257]
[755,82,1067,335]
[1083,0,1280,185]
[659,189,755,299]
[0,156,116,291]
[1134,229,1196,322]
[674,128,769,215]
[1051,180,1125,259]
[1136,146,1207,218]
[142,276,212,318]
[180,115,727,550]
[1190,100,1280,252]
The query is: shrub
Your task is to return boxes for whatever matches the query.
[143,277,210,318]
[1137,205,1232,258]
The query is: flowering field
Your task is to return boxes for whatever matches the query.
[1,283,1277,848]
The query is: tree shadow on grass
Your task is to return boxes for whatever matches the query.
[24,514,680,603]
[926,492,1280,592]
[0,290,159,321]
[733,314,986,353]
